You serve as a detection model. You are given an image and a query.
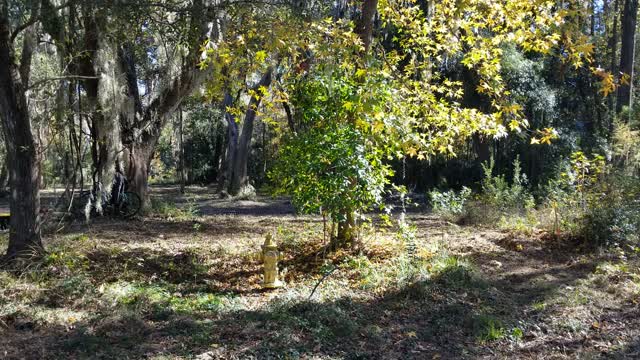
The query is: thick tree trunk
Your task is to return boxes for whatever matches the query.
[126,142,154,212]
[0,163,8,190]
[218,92,237,194]
[0,11,43,261]
[616,0,638,117]
[229,69,273,196]
[116,0,211,208]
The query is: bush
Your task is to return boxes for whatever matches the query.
[480,156,533,213]
[539,147,640,248]
[271,122,390,223]
[428,186,472,221]
[462,156,535,226]
[580,174,640,247]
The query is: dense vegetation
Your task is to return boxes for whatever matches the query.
[0,0,639,358]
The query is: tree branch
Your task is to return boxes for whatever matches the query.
[10,0,71,43]
[28,75,99,90]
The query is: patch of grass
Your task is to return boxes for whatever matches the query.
[431,254,476,288]
[563,288,590,306]
[44,249,90,273]
[557,317,587,333]
[472,314,505,342]
[41,273,96,306]
[508,327,524,342]
[150,198,199,221]
[104,281,228,315]
[499,213,539,236]
[256,300,361,344]
[532,301,547,312]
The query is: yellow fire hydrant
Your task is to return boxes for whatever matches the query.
[261,233,283,289]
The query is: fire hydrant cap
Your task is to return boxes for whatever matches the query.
[262,233,277,250]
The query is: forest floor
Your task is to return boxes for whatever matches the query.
[0,186,639,359]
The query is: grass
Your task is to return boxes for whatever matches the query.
[472,314,505,342]
[150,197,199,221]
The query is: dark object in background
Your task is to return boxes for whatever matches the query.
[0,189,8,198]
[0,214,9,230]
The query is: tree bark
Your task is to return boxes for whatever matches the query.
[334,210,355,249]
[229,69,273,196]
[178,106,185,194]
[616,0,638,117]
[356,0,379,53]
[211,110,225,183]
[126,142,154,211]
[217,92,237,194]
[0,162,8,191]
[0,7,43,261]
[609,0,620,124]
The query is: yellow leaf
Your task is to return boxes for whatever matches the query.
[407,147,418,158]
[197,60,209,70]
[372,121,384,134]
[255,50,267,63]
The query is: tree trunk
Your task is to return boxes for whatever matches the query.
[616,0,638,117]
[609,0,620,122]
[117,0,211,208]
[178,106,185,194]
[473,134,491,164]
[211,112,225,184]
[229,69,273,196]
[126,142,154,212]
[334,211,355,249]
[218,92,237,194]
[0,163,8,190]
[0,9,43,261]
[356,0,379,53]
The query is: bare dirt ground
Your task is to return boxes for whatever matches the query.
[0,186,639,359]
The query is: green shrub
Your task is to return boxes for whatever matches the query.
[481,156,533,213]
[428,186,472,221]
[580,174,640,247]
[271,122,390,223]
[539,148,640,247]
[471,314,505,342]
[463,156,535,226]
